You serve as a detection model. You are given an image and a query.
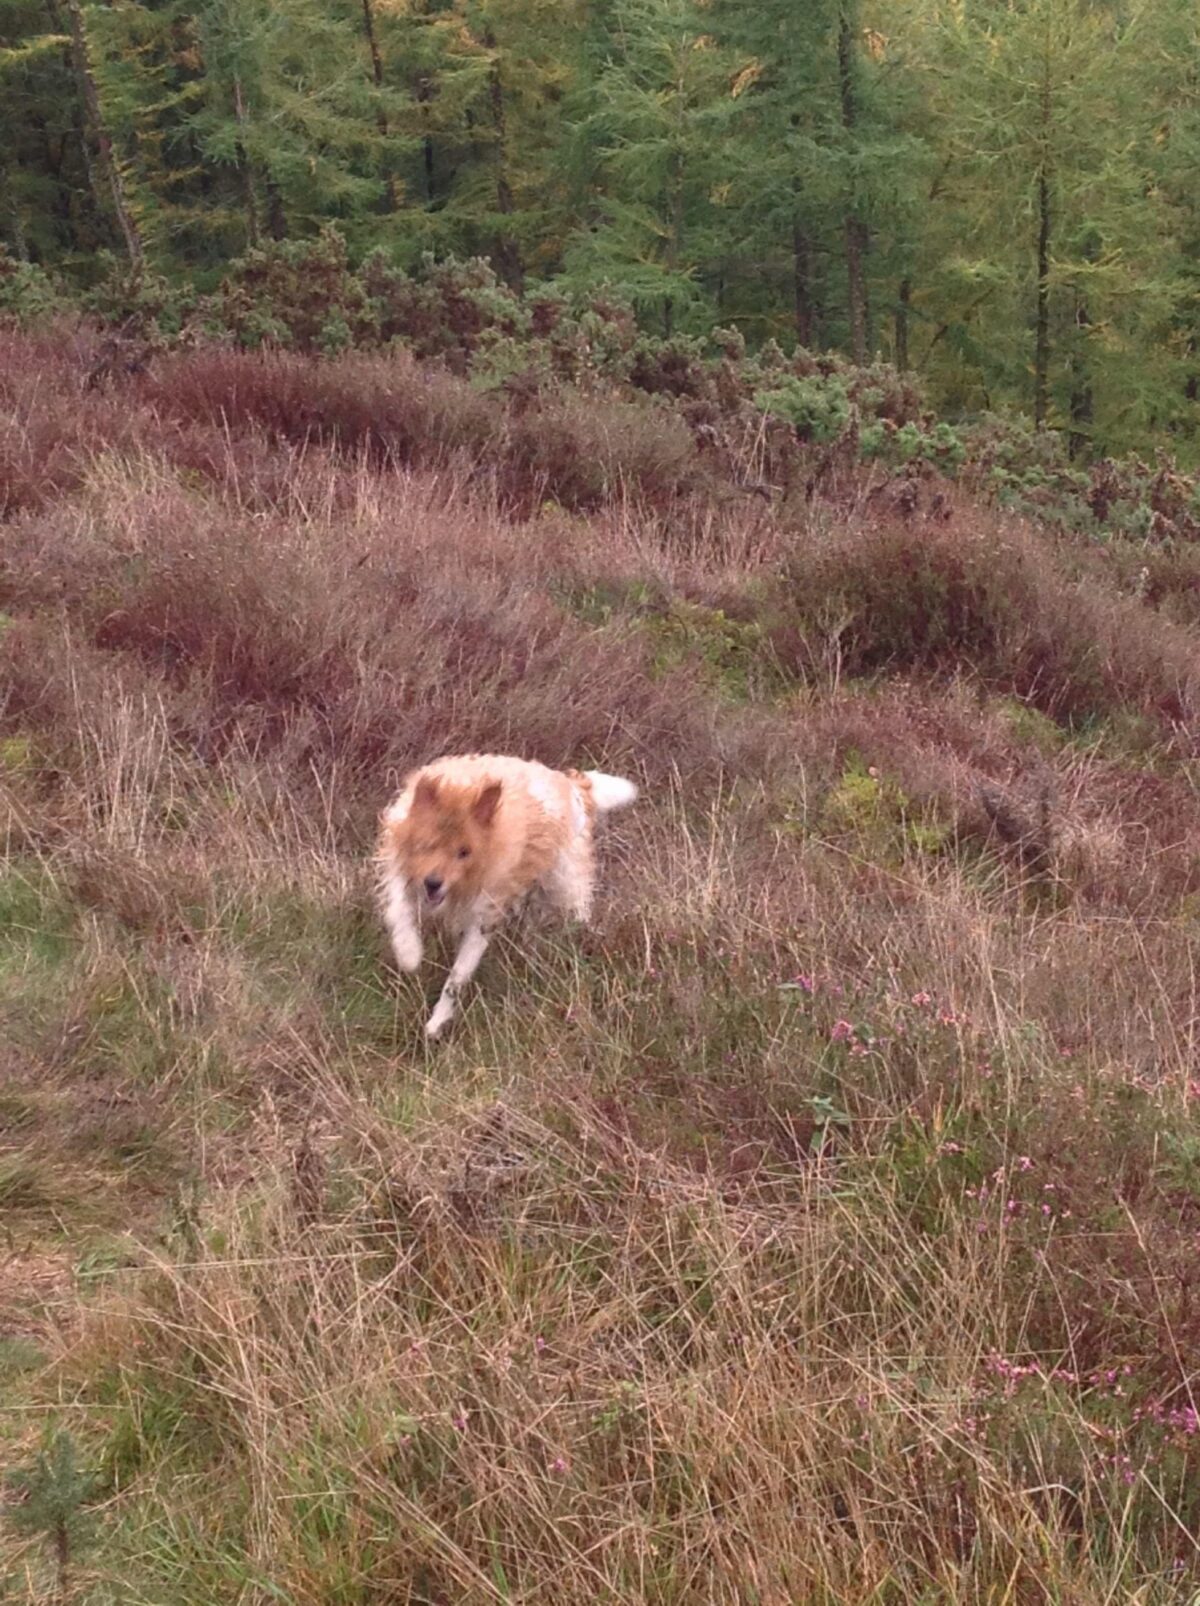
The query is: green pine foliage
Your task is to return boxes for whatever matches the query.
[0,0,1197,459]
[5,1429,98,1599]
[560,0,738,332]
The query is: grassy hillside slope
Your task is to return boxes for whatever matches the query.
[2,325,1199,1603]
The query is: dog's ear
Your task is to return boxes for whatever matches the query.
[412,775,440,812]
[472,781,503,827]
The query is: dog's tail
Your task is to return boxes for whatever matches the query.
[584,770,638,812]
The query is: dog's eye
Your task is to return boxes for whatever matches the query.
[457,846,471,860]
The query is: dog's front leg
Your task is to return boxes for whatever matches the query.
[383,876,423,973]
[425,923,489,1039]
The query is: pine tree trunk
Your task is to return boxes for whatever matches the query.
[1035,165,1051,429]
[360,0,398,211]
[792,219,814,348]
[232,76,260,248]
[844,216,869,363]
[837,7,868,364]
[265,175,287,240]
[415,69,435,201]
[54,1516,70,1605]
[65,0,144,270]
[42,0,97,239]
[665,138,684,338]
[413,3,436,203]
[1067,294,1092,459]
[423,119,435,202]
[1,165,29,260]
[895,277,911,371]
[484,29,523,292]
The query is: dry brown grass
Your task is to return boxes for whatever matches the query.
[2,332,1198,1603]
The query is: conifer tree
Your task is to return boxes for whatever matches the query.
[421,0,581,281]
[910,0,1183,449]
[711,0,923,355]
[562,0,737,333]
[0,10,80,262]
[185,0,384,250]
[0,0,1195,459]
[66,0,147,268]
[6,1428,98,1603]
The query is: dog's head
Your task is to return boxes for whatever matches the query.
[387,774,503,909]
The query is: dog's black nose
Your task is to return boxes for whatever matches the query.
[424,875,443,897]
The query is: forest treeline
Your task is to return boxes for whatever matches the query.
[2,0,1198,459]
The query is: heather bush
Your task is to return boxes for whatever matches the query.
[773,511,1199,728]
[0,333,147,516]
[7,226,1200,551]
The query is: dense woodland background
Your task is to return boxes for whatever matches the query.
[2,0,1199,460]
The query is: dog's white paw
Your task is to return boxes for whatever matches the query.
[425,998,455,1038]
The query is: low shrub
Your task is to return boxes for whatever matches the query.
[772,511,1199,729]
[0,249,65,322]
[753,372,852,444]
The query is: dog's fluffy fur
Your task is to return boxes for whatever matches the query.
[377,755,637,1038]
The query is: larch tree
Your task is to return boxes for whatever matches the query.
[0,0,1195,461]
[185,0,384,251]
[428,0,581,284]
[0,7,80,263]
[909,0,1180,449]
[562,0,739,334]
[64,0,148,268]
[711,0,924,356]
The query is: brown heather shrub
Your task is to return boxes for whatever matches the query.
[145,345,499,467]
[146,345,704,517]
[773,502,1200,730]
[0,329,713,528]
[0,328,135,516]
[796,683,1200,909]
[505,388,698,512]
[1098,538,1200,630]
[0,329,356,522]
[0,468,779,833]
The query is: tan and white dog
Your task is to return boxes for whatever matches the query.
[377,754,637,1038]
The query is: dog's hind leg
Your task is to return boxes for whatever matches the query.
[426,923,489,1039]
[544,821,595,922]
[545,849,593,922]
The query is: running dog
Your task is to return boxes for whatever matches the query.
[377,754,637,1038]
